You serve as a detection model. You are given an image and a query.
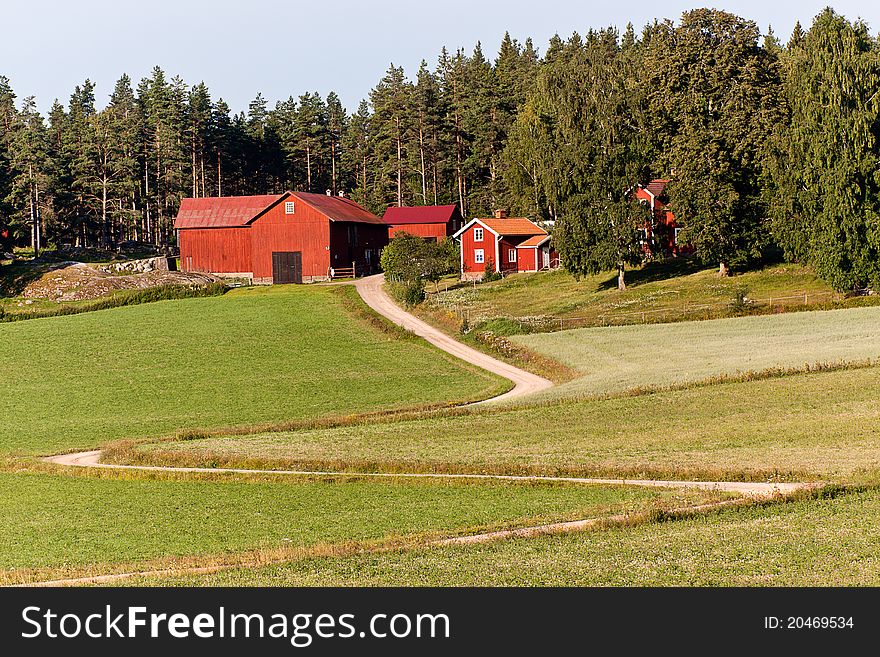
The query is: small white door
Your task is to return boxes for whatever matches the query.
[542,248,550,269]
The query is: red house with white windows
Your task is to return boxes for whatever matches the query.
[453,210,557,280]
[382,204,464,241]
[174,191,388,283]
[633,179,693,257]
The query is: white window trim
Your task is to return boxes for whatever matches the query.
[474,249,485,264]
[285,201,295,215]
[674,227,683,245]
[508,248,517,263]
[473,227,484,242]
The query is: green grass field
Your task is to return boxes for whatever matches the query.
[513,305,880,398]
[124,488,880,587]
[0,470,715,581]
[0,285,504,455]
[426,262,853,329]
[125,365,880,482]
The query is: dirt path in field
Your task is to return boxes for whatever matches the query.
[353,274,553,403]
[12,491,794,587]
[45,449,816,497]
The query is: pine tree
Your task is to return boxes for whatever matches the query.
[187,82,212,198]
[325,92,348,195]
[0,77,18,247]
[370,65,413,207]
[7,97,52,254]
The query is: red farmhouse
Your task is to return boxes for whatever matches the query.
[454,210,557,280]
[633,179,693,257]
[174,192,388,283]
[382,204,464,241]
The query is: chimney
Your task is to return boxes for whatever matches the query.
[494,209,508,219]
[326,189,332,196]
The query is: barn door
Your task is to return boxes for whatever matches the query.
[272,251,302,284]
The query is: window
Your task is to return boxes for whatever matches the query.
[474,249,485,264]
[285,201,295,214]
[674,227,683,245]
[473,227,484,242]
[508,248,517,263]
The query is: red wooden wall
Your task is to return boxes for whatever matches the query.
[179,227,252,274]
[460,223,496,274]
[516,246,538,272]
[388,223,450,240]
[250,201,331,280]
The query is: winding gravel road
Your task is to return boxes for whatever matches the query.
[354,274,553,403]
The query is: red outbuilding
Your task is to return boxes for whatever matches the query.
[381,204,464,241]
[174,192,388,283]
[454,210,558,280]
[633,179,694,257]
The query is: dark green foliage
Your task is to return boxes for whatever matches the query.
[387,278,426,307]
[505,27,652,289]
[380,233,458,288]
[768,9,880,290]
[644,9,784,275]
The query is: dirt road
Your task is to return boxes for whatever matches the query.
[354,274,553,403]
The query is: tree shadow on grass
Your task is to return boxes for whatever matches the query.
[597,256,706,291]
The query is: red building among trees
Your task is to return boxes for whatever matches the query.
[174,192,388,283]
[381,204,464,241]
[454,210,557,279]
[633,179,693,257]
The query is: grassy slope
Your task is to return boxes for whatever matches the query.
[513,305,880,398]
[0,285,503,455]
[426,262,842,326]
[130,365,880,482]
[130,488,880,587]
[0,470,703,574]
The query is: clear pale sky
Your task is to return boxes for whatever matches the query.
[2,0,877,114]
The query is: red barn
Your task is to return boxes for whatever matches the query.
[454,210,558,280]
[174,192,388,283]
[382,204,464,241]
[634,179,694,257]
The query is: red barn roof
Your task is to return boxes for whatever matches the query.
[174,194,287,229]
[174,192,382,229]
[292,192,385,225]
[382,204,460,225]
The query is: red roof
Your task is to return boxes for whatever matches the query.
[174,192,382,229]
[174,194,286,229]
[382,204,460,225]
[292,192,385,224]
[517,234,551,247]
[645,179,670,198]
[479,218,547,237]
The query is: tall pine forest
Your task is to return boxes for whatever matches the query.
[1,8,879,290]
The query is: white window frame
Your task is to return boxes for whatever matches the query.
[473,227,484,242]
[508,248,517,263]
[674,227,683,245]
[474,249,485,264]
[285,201,295,214]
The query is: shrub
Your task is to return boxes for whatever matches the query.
[483,259,502,282]
[730,285,751,312]
[387,279,426,307]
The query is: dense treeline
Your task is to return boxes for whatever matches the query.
[1,7,879,290]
